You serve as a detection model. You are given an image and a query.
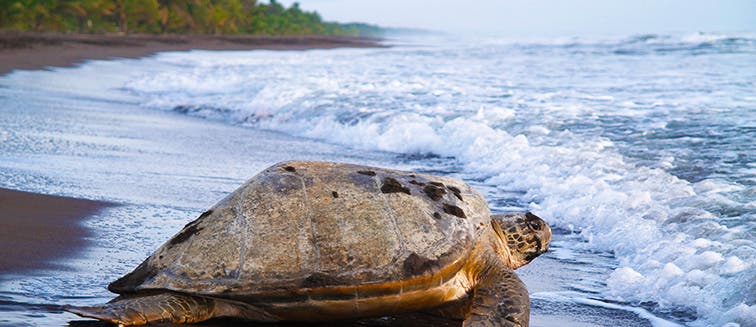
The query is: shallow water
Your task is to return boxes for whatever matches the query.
[1,32,754,326]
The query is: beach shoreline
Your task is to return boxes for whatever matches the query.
[0,31,385,75]
[0,187,113,276]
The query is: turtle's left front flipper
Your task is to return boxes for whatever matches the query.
[65,292,219,326]
[463,263,530,327]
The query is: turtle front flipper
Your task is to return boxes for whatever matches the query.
[463,264,530,327]
[65,292,219,326]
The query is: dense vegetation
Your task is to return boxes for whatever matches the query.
[0,0,382,36]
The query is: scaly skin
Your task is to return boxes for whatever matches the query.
[64,293,216,326]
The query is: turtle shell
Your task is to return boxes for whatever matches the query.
[109,161,491,296]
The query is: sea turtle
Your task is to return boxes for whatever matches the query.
[66,161,551,326]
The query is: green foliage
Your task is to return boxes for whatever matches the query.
[339,22,384,37]
[0,0,383,36]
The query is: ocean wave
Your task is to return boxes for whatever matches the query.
[123,39,754,325]
[486,32,756,56]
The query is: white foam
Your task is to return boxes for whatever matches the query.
[721,256,749,275]
[679,32,751,44]
[607,267,645,295]
[534,291,683,327]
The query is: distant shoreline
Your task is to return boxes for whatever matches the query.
[0,31,386,75]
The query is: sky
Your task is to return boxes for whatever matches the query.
[277,0,756,37]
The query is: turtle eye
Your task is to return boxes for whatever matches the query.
[528,220,541,230]
[525,212,542,230]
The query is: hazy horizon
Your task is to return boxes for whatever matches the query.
[278,0,755,37]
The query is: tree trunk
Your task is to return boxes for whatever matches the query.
[116,2,128,34]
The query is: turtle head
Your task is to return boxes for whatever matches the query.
[491,212,551,269]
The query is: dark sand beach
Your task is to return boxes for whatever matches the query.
[0,188,112,275]
[0,31,383,75]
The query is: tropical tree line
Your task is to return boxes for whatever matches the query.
[0,0,382,36]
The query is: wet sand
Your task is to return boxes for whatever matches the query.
[0,31,384,75]
[0,188,113,274]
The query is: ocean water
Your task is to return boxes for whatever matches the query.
[0,33,754,326]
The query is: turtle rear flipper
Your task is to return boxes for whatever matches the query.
[65,292,220,326]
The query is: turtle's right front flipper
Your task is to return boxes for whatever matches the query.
[65,292,218,326]
[463,261,530,327]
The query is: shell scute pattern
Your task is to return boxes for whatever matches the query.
[110,161,492,297]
